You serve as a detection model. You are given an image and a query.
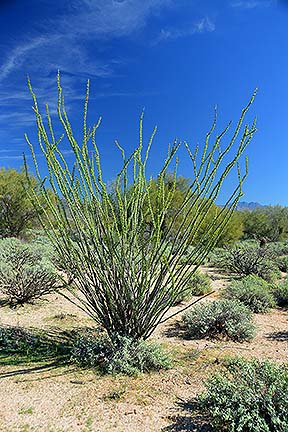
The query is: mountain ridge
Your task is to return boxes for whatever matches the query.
[236,201,264,211]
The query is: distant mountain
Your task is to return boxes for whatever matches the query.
[236,201,264,211]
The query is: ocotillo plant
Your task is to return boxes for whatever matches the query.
[24,73,257,342]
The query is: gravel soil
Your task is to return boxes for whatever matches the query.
[0,266,287,432]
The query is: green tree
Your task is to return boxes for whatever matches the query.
[241,208,270,239]
[199,206,244,247]
[265,205,288,241]
[241,206,288,241]
[0,168,40,238]
[143,176,243,247]
[141,174,190,242]
[25,73,257,343]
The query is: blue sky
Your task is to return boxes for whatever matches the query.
[0,0,288,205]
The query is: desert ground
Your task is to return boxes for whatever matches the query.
[0,266,287,432]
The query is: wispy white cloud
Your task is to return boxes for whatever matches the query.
[156,17,215,43]
[57,0,174,38]
[0,147,73,161]
[0,146,25,153]
[0,0,181,150]
[0,91,31,104]
[0,154,23,160]
[0,0,177,146]
[194,17,216,33]
[0,110,36,127]
[0,36,58,83]
[0,0,174,85]
[230,0,273,9]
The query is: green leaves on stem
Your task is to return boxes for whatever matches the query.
[24,72,257,341]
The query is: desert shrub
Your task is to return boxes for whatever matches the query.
[207,247,227,267]
[70,329,171,375]
[272,278,288,307]
[0,325,74,362]
[174,270,212,303]
[186,271,212,296]
[182,299,255,341]
[0,326,43,354]
[31,233,55,255]
[0,238,59,305]
[267,267,282,282]
[223,275,276,313]
[31,233,65,268]
[221,244,280,282]
[269,241,288,257]
[277,255,288,272]
[25,73,257,342]
[198,357,288,432]
[178,245,197,265]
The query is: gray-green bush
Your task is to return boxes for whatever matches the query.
[269,241,288,256]
[24,73,257,343]
[198,357,288,432]
[207,247,227,267]
[70,329,171,375]
[0,326,43,354]
[182,299,255,341]
[220,244,280,282]
[277,255,288,272]
[174,269,212,304]
[273,278,288,307]
[0,237,58,305]
[223,274,276,313]
[0,325,72,359]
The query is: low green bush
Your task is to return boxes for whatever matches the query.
[277,255,288,272]
[0,237,59,305]
[182,299,255,341]
[0,326,42,354]
[223,275,276,313]
[220,244,280,282]
[178,246,209,266]
[0,325,74,363]
[273,278,288,307]
[198,357,288,432]
[70,329,172,375]
[269,241,288,257]
[174,270,212,303]
[207,247,227,267]
[31,234,57,259]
